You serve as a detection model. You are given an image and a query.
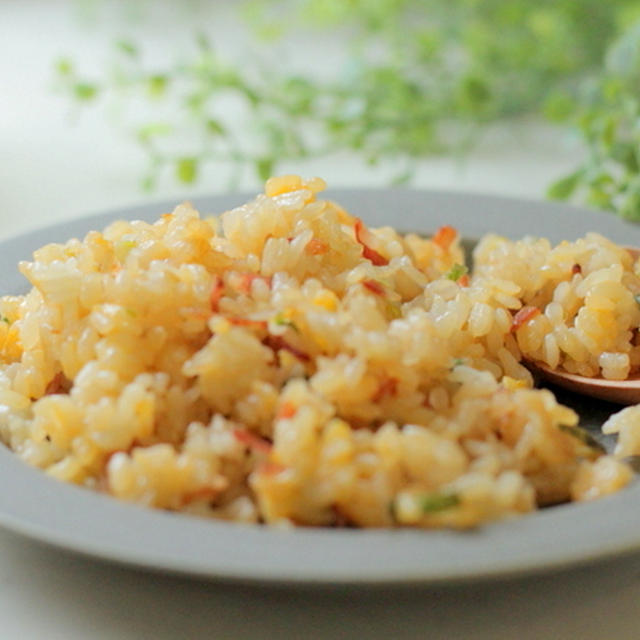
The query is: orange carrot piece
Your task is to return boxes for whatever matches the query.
[181,486,220,506]
[233,429,273,454]
[45,372,69,395]
[305,238,329,255]
[257,461,287,476]
[277,402,297,419]
[354,219,389,266]
[210,276,224,311]
[264,335,311,362]
[362,279,385,295]
[432,225,457,250]
[227,317,268,329]
[372,377,399,402]
[511,306,541,332]
[233,273,272,294]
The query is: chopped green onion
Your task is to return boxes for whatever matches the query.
[445,263,468,281]
[115,239,137,262]
[559,424,605,452]
[386,301,402,319]
[0,315,9,324]
[273,312,299,332]
[421,492,460,513]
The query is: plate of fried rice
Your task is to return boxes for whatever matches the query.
[2,176,640,585]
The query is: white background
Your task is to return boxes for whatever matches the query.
[2,2,639,638]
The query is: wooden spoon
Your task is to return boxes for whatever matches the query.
[526,360,640,405]
[525,245,640,405]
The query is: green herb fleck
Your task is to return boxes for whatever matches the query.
[451,357,465,368]
[386,301,402,319]
[125,308,138,318]
[445,264,468,282]
[115,239,137,262]
[0,315,10,325]
[559,424,605,453]
[420,492,461,513]
[274,312,299,332]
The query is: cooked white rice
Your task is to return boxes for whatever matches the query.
[0,175,635,528]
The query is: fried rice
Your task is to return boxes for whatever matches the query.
[0,175,636,528]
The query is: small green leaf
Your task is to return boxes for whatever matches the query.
[141,175,156,192]
[255,157,274,181]
[205,119,225,136]
[601,116,617,149]
[543,91,575,122]
[391,169,413,186]
[547,170,583,200]
[0,315,10,324]
[253,23,284,41]
[612,143,639,173]
[195,31,212,51]
[137,122,172,143]
[457,74,491,112]
[620,186,640,221]
[115,39,138,58]
[185,92,207,112]
[73,83,98,101]
[55,58,73,77]
[147,74,168,98]
[176,157,198,184]
[586,187,613,210]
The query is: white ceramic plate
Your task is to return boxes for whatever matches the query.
[1,189,640,586]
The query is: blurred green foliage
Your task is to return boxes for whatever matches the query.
[546,21,640,219]
[55,0,640,217]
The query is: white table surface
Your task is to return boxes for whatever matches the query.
[3,3,640,638]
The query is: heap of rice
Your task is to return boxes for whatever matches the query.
[474,234,640,380]
[0,175,634,528]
